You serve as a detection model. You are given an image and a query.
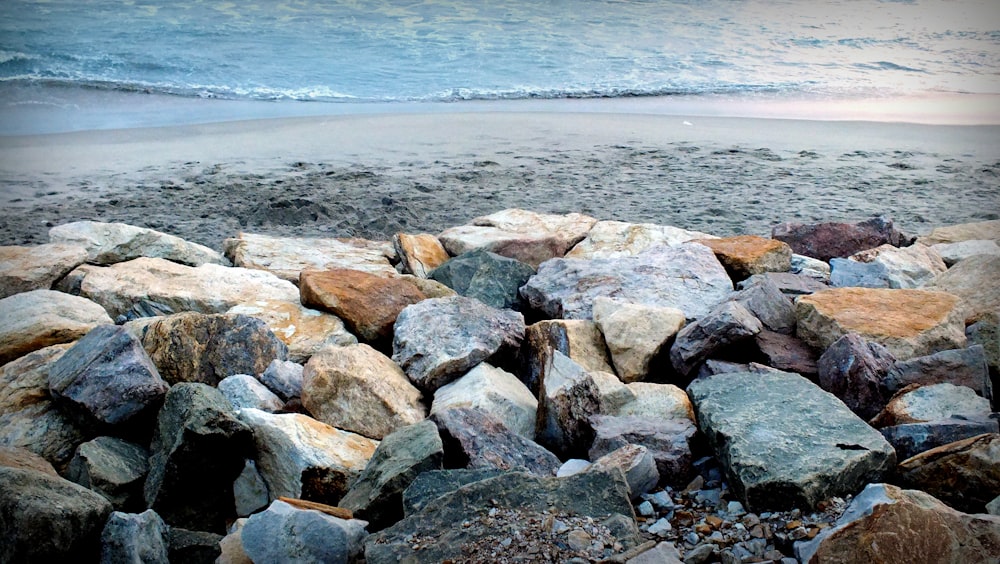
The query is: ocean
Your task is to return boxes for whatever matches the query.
[1,0,999,134]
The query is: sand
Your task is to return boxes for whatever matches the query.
[1,108,998,251]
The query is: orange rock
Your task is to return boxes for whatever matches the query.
[692,235,792,280]
[393,233,450,278]
[277,496,354,519]
[705,515,724,529]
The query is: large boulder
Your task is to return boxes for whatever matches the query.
[589,414,697,487]
[393,233,450,278]
[519,318,615,394]
[430,363,537,439]
[883,345,992,401]
[227,300,357,364]
[50,220,227,266]
[896,433,1000,513]
[535,350,605,459]
[917,219,1000,246]
[223,232,396,281]
[0,242,87,298]
[99,509,170,564]
[401,469,507,516]
[669,301,763,378]
[566,220,716,259]
[0,289,112,365]
[431,407,560,476]
[771,215,905,262]
[687,370,895,510]
[730,275,797,335]
[870,383,992,428]
[829,258,894,289]
[241,500,369,564]
[67,436,150,512]
[817,333,898,420]
[925,254,1000,323]
[692,235,793,280]
[592,297,686,383]
[847,243,947,288]
[428,249,535,310]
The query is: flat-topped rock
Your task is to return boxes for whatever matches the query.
[932,239,1000,266]
[0,243,88,298]
[883,345,992,400]
[50,220,227,266]
[565,220,716,259]
[223,232,395,282]
[592,298,686,383]
[616,382,695,422]
[227,300,356,364]
[848,243,947,288]
[0,289,113,366]
[796,287,966,359]
[590,415,697,488]
[771,215,905,262]
[430,363,537,439]
[917,219,1000,245]
[692,235,792,280]
[881,417,999,460]
[925,254,1000,324]
[870,383,992,428]
[393,233,449,278]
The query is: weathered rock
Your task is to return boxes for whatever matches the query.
[557,458,593,477]
[233,459,270,517]
[917,219,1000,246]
[139,312,287,386]
[771,215,904,262]
[67,436,149,512]
[218,374,284,412]
[796,483,1000,564]
[536,350,604,459]
[393,233,450,278]
[687,370,895,510]
[217,518,252,564]
[302,343,425,440]
[566,220,717,259]
[520,243,733,320]
[932,239,1000,266]
[0,466,113,562]
[300,268,426,343]
[431,363,537,439]
[790,254,832,282]
[0,242,88,298]
[392,296,525,392]
[752,330,820,379]
[989,496,1000,516]
[742,271,829,297]
[235,408,377,506]
[438,208,598,268]
[670,301,763,378]
[428,249,535,310]
[48,324,168,429]
[432,407,560,475]
[870,383,993,428]
[0,289,112,365]
[100,509,170,564]
[520,318,616,394]
[796,287,966,359]
[616,382,695,422]
[628,541,684,564]
[881,417,1000,460]
[730,275,797,335]
[849,243,948,288]
[0,446,59,476]
[166,528,223,564]
[340,420,443,531]
[967,311,1000,377]
[227,300,357,364]
[693,235,793,280]
[884,345,992,401]
[223,231,396,281]
[817,333,898,420]
[50,220,228,267]
[401,468,507,515]
[925,254,1000,323]
[144,383,254,533]
[258,359,305,401]
[589,444,660,500]
[829,258,893,289]
[241,499,368,564]
[589,415,697,487]
[593,297,686,383]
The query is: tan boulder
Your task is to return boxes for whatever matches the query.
[48,220,227,266]
[430,363,538,439]
[393,233,450,278]
[0,289,112,365]
[932,239,1000,266]
[796,288,965,359]
[565,220,717,259]
[692,235,792,280]
[917,219,1000,246]
[592,297,686,383]
[0,243,88,299]
[617,382,695,423]
[520,319,615,394]
[849,243,948,288]
[223,232,396,282]
[870,383,992,428]
[925,254,1000,323]
[227,300,357,364]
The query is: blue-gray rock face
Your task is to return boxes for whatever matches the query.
[669,301,763,378]
[729,275,796,335]
[829,258,893,288]
[259,359,304,401]
[99,510,170,564]
[881,417,1000,460]
[241,500,368,564]
[429,249,536,310]
[430,407,560,476]
[883,345,992,402]
[687,370,896,511]
[67,436,150,512]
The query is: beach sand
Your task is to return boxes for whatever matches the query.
[1,108,998,250]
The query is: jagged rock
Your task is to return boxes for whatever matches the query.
[401,469,506,515]
[589,444,660,500]
[795,483,1000,564]
[751,330,820,379]
[166,528,223,564]
[883,345,992,401]
[829,258,893,288]
[431,407,560,475]
[259,359,305,401]
[881,417,1000,460]
[796,287,966,359]
[393,233,450,278]
[925,254,1000,323]
[593,297,686,383]
[520,318,615,394]
[871,383,993,428]
[300,269,426,344]
[730,275,796,335]
[693,235,792,280]
[218,374,284,412]
[438,208,598,268]
[392,296,525,393]
[917,219,1000,245]
[687,370,895,510]
[340,420,443,531]
[771,215,904,262]
[431,363,537,439]
[0,446,59,476]
[848,243,948,288]
[565,220,716,259]
[589,416,697,486]
[428,249,535,310]
[520,243,733,320]
[235,408,377,506]
[967,311,1000,377]
[241,500,368,564]
[223,231,395,281]
[670,301,763,378]
[227,300,357,364]
[100,510,170,564]
[536,350,604,459]
[0,289,112,365]
[50,220,227,267]
[144,383,254,533]
[139,312,287,386]
[616,382,695,422]
[932,239,1000,266]
[114,298,176,324]
[0,242,88,298]
[302,343,425,440]
[790,254,832,282]
[67,436,149,512]
[817,333,897,420]
[233,460,270,517]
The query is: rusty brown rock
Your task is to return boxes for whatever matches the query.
[772,215,904,262]
[897,433,1000,513]
[753,330,819,379]
[0,243,88,299]
[692,235,792,281]
[393,233,450,278]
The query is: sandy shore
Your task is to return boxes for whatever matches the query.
[1,109,998,250]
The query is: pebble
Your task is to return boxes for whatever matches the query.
[647,518,673,537]
[637,500,655,517]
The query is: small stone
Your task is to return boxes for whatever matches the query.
[637,501,655,517]
[567,529,592,552]
[648,518,673,536]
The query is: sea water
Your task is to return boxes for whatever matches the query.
[1,0,998,133]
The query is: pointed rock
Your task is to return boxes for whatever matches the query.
[693,235,792,281]
[428,249,535,310]
[50,221,227,266]
[241,500,369,564]
[917,219,1000,245]
[925,254,1000,323]
[431,363,537,439]
[0,243,88,298]
[817,333,897,420]
[100,510,170,564]
[393,233,450,278]
[870,383,992,428]
[0,289,112,365]
[566,220,717,259]
[589,444,660,500]
[848,243,947,288]
[431,407,560,476]
[536,350,604,459]
[520,318,615,394]
[593,297,686,383]
[589,415,697,488]
[223,232,396,281]
[771,215,905,262]
[234,460,270,517]
[67,436,149,512]
[731,275,797,334]
[227,300,357,364]
[670,301,763,378]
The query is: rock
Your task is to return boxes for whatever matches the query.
[401,468,506,515]
[742,271,829,297]
[520,318,616,394]
[233,460,270,517]
[431,363,537,439]
[730,275,797,335]
[235,408,377,506]
[687,370,895,510]
[967,311,1000,377]
[566,220,717,259]
[144,383,254,533]
[241,499,368,564]
[870,383,992,428]
[339,420,443,531]
[795,483,1000,564]
[771,215,904,262]
[589,415,697,487]
[790,254,832,281]
[558,459,593,477]
[917,219,1000,245]
[113,298,176,324]
[0,446,59,476]
[520,243,733,320]
[393,233,450,278]
[590,444,660,500]
[0,243,88,298]
[627,541,684,564]
[392,296,525,393]
[693,235,793,280]
[67,436,149,512]
[227,300,357,364]
[881,417,1000,460]
[795,287,966,359]
[259,359,305,401]
[932,239,1000,266]
[223,231,396,281]
[99,510,170,564]
[217,519,252,564]
[50,220,227,267]
[139,312,287,386]
[829,258,893,288]
[218,374,284,412]
[925,254,1000,323]
[0,289,113,365]
[438,208,598,268]
[817,333,897,420]
[431,407,560,475]
[48,324,168,429]
[0,466,113,562]
[989,496,1000,516]
[536,350,604,459]
[752,330,820,379]
[883,345,992,401]
[166,528,223,564]
[299,269,426,344]
[301,343,425,440]
[848,243,948,288]
[593,297,686,383]
[669,301,764,378]
[616,382,695,422]
[428,249,536,310]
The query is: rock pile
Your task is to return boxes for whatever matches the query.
[0,211,997,563]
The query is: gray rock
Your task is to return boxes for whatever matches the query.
[431,406,560,476]
[429,249,536,310]
[933,239,1000,266]
[881,417,1000,460]
[557,459,592,477]
[519,318,616,395]
[817,333,898,420]
[829,257,893,288]
[99,510,169,564]
[0,242,88,299]
[430,363,537,439]
[166,528,223,564]
[752,330,820,379]
[848,242,948,289]
[684,543,718,564]
[218,374,284,412]
[628,541,683,564]
[589,444,660,500]
[884,345,992,402]
[789,254,831,281]
[0,288,114,366]
[392,296,525,393]
[730,275,796,334]
[987,495,1000,516]
[592,297,687,383]
[589,415,697,487]
[871,383,993,428]
[241,500,368,564]
[966,312,1000,384]
[687,370,895,510]
[67,436,150,512]
[401,468,506,516]
[740,271,829,296]
[669,301,763,378]
[536,350,603,459]
[259,358,304,401]
[233,460,270,517]
[50,220,228,266]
